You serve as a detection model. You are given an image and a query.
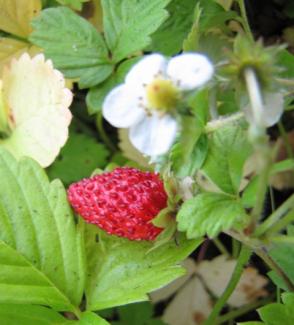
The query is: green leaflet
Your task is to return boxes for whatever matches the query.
[101,0,171,62]
[85,225,202,311]
[257,293,294,325]
[47,132,109,186]
[0,148,85,312]
[0,306,110,325]
[177,192,249,238]
[149,0,196,55]
[201,124,252,195]
[0,304,68,325]
[30,7,113,88]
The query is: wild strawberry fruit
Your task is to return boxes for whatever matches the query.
[67,167,167,241]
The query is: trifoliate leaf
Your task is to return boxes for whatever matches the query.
[85,225,202,311]
[0,38,39,76]
[0,53,72,167]
[101,0,171,62]
[30,7,113,88]
[177,192,249,238]
[0,148,85,311]
[201,124,251,195]
[47,132,109,185]
[0,0,41,38]
[149,0,196,55]
[56,0,89,11]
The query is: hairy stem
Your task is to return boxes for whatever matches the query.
[96,112,117,152]
[237,0,254,42]
[255,194,294,236]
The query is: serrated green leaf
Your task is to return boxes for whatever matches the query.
[0,148,85,311]
[47,132,109,185]
[56,0,89,11]
[101,0,171,62]
[177,192,249,238]
[149,0,196,55]
[0,304,69,325]
[86,57,140,114]
[85,225,202,311]
[201,124,251,194]
[257,292,294,325]
[30,7,112,88]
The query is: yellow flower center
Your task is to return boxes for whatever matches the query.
[146,78,179,112]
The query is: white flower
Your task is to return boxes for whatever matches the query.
[103,53,214,158]
[243,92,284,127]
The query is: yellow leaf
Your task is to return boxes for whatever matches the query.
[0,37,40,76]
[0,0,41,38]
[0,53,73,167]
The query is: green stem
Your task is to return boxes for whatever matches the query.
[272,235,294,244]
[255,247,294,291]
[267,209,294,236]
[237,0,254,42]
[213,238,230,256]
[216,295,274,324]
[255,194,294,236]
[232,238,241,259]
[96,112,117,152]
[204,245,252,325]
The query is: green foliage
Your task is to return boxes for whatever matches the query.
[183,0,235,60]
[0,148,85,312]
[201,124,252,195]
[276,49,294,79]
[150,0,196,55]
[113,302,165,325]
[56,0,89,11]
[47,132,109,185]
[101,0,171,62]
[87,58,140,114]
[268,225,294,289]
[30,7,112,88]
[170,116,207,178]
[256,293,294,325]
[0,304,69,324]
[177,192,249,238]
[85,225,202,311]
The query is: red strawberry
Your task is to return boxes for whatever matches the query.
[67,167,167,241]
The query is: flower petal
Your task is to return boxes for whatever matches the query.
[103,84,146,128]
[1,53,72,167]
[125,54,167,87]
[167,53,214,90]
[129,114,178,157]
[243,92,284,127]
